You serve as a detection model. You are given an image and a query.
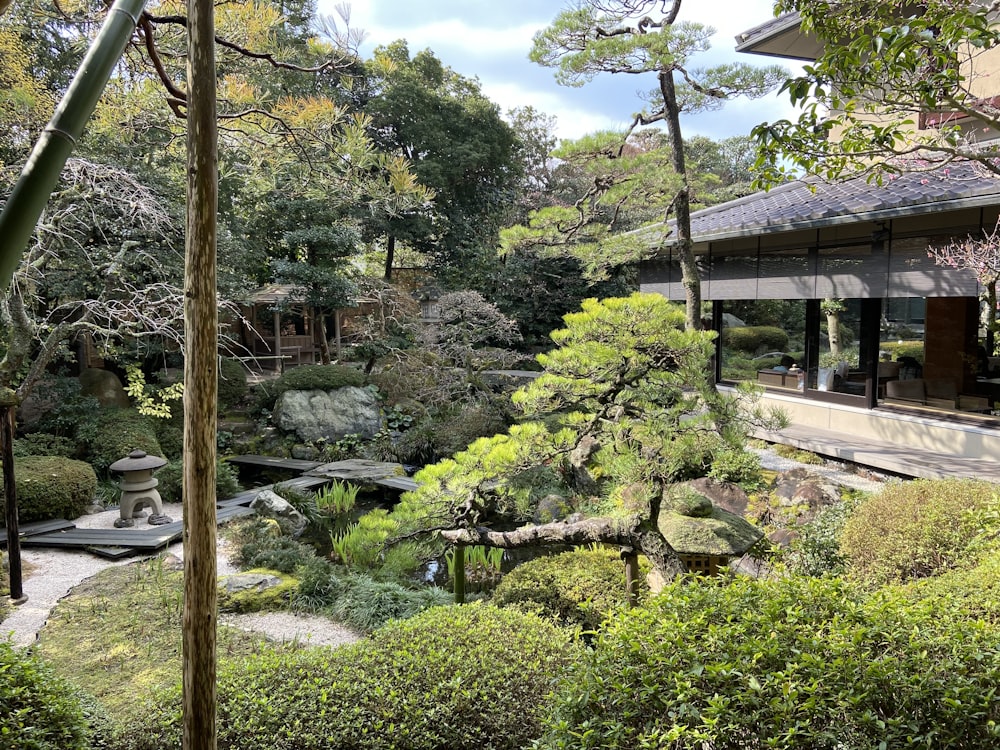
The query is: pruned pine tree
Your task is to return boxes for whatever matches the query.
[528,0,787,330]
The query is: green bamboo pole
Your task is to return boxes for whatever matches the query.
[0,0,147,292]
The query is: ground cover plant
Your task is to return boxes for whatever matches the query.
[118,603,582,750]
[29,558,291,726]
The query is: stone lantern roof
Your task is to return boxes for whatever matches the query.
[657,485,763,558]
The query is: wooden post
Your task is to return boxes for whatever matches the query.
[621,546,639,608]
[453,544,466,604]
[183,0,219,744]
[0,388,24,604]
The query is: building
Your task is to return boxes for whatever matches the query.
[638,11,1000,471]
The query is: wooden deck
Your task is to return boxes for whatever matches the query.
[3,456,420,558]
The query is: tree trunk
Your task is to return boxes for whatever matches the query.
[317,313,330,365]
[183,0,219,745]
[1,393,24,604]
[658,69,701,332]
[440,516,685,578]
[987,280,998,356]
[383,235,396,281]
[453,544,466,604]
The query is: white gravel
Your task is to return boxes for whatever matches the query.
[2,502,360,649]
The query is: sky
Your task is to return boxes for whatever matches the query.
[316,0,803,143]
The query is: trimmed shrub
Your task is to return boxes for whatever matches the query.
[840,478,998,585]
[122,603,582,750]
[6,456,98,522]
[536,576,1000,749]
[153,422,183,461]
[218,357,249,411]
[79,408,163,475]
[721,325,789,354]
[0,639,92,749]
[492,547,647,631]
[155,457,241,504]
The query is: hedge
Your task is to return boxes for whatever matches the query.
[119,603,582,750]
[839,477,999,585]
[5,456,98,522]
[536,575,1000,749]
[492,546,648,631]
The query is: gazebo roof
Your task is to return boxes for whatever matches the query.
[246,284,305,306]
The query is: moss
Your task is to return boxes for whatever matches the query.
[217,569,299,613]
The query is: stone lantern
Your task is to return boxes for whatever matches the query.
[657,485,764,576]
[109,449,172,528]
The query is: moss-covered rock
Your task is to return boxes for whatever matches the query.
[217,569,299,613]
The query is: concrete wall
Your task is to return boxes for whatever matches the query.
[725,385,1000,477]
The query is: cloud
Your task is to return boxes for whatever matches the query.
[324,0,799,142]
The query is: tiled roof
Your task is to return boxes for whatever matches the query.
[734,11,801,50]
[680,161,1000,244]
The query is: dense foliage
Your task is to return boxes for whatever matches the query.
[8,456,97,521]
[78,408,163,475]
[122,604,581,750]
[492,546,648,631]
[0,639,94,750]
[840,478,999,585]
[537,575,1000,749]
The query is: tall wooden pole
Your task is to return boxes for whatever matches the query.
[1,390,24,604]
[182,0,219,744]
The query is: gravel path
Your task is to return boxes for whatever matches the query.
[2,502,360,649]
[3,447,883,648]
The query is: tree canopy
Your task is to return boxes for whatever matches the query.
[754,0,1000,185]
[528,0,786,328]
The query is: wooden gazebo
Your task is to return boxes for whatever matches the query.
[240,284,328,371]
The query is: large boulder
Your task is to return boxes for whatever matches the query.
[273,386,381,443]
[79,368,131,409]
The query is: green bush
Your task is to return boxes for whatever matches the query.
[5,456,98,522]
[0,639,92,749]
[218,357,249,411]
[879,340,924,362]
[840,478,998,585]
[13,433,78,458]
[155,457,241,504]
[721,325,789,354]
[294,557,451,632]
[253,364,367,413]
[79,408,163,475]
[124,603,581,750]
[492,546,647,631]
[229,517,318,574]
[536,576,1000,749]
[153,422,183,461]
[787,493,863,577]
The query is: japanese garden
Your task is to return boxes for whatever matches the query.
[3,0,1000,749]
